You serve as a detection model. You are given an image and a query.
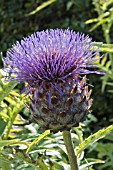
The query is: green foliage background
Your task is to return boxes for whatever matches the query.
[0,0,113,169]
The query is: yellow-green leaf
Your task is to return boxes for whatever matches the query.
[76,125,113,156]
[27,0,56,16]
[26,130,50,153]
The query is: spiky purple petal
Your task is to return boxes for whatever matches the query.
[3,29,102,97]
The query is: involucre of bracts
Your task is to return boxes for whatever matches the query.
[27,76,92,133]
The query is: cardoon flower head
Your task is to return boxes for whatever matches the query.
[3,29,102,132]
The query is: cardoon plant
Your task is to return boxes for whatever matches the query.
[3,29,102,170]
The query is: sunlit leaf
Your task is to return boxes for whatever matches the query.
[76,125,113,156]
[94,42,113,53]
[0,139,29,147]
[89,18,109,32]
[85,18,98,24]
[0,81,17,102]
[26,130,50,153]
[79,158,104,170]
[27,0,56,16]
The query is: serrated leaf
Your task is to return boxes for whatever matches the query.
[76,125,113,156]
[0,81,17,102]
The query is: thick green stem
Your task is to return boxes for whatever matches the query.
[62,130,79,170]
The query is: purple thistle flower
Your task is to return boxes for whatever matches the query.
[3,29,102,132]
[4,29,100,95]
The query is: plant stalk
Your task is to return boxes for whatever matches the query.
[62,130,79,170]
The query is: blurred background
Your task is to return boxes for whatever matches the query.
[0,0,113,169]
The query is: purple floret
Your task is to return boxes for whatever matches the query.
[3,29,101,96]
